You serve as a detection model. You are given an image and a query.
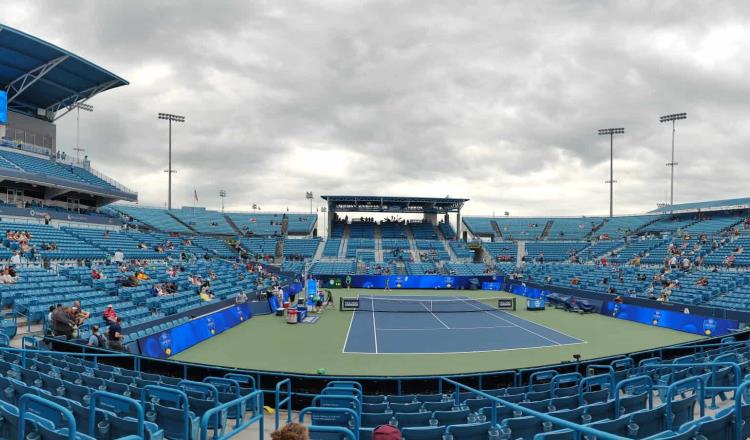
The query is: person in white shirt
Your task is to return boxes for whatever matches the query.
[10,252,21,265]
[112,249,124,264]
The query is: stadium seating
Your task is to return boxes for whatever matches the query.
[545,218,602,240]
[294,338,750,440]
[283,238,321,258]
[169,208,236,235]
[111,205,192,233]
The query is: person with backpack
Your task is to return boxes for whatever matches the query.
[87,325,107,347]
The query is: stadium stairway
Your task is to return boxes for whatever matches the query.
[222,214,244,236]
[540,219,554,239]
[405,227,420,262]
[338,224,350,259]
[490,220,503,239]
[313,240,325,260]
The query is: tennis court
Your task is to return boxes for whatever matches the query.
[343,295,584,354]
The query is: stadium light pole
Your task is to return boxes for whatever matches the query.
[320,206,327,237]
[219,190,226,212]
[72,102,93,162]
[305,191,313,214]
[659,113,687,206]
[597,128,624,218]
[158,113,185,210]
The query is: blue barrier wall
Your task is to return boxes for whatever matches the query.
[506,281,739,337]
[316,274,504,290]
[138,303,251,358]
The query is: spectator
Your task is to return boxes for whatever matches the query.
[52,304,74,339]
[236,291,248,305]
[107,317,124,351]
[10,251,21,265]
[112,249,124,264]
[373,424,401,440]
[87,325,106,348]
[103,304,118,325]
[271,423,308,440]
[71,300,90,326]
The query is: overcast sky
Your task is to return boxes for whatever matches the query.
[5,1,750,217]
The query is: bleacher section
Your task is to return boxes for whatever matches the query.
[322,239,342,257]
[410,221,438,239]
[310,260,355,275]
[416,240,450,262]
[228,212,317,236]
[111,205,192,233]
[169,208,236,235]
[283,238,321,258]
[594,215,660,239]
[545,217,601,240]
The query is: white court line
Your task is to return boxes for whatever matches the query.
[371,296,379,354]
[341,301,358,354]
[421,302,450,329]
[457,297,562,345]
[343,340,586,355]
[377,325,517,331]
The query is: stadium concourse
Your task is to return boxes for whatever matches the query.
[5,21,750,440]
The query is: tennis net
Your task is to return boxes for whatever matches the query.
[339,296,516,313]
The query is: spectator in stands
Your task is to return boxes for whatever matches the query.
[91,267,103,279]
[236,291,248,305]
[570,276,580,286]
[682,257,691,271]
[107,317,124,351]
[271,423,308,440]
[71,300,90,326]
[372,424,401,440]
[103,305,117,325]
[52,304,74,339]
[87,325,106,348]
[0,268,16,284]
[696,277,709,287]
[112,249,124,264]
[10,251,20,266]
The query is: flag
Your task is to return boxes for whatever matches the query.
[193,188,199,203]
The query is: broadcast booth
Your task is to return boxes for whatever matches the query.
[321,195,469,238]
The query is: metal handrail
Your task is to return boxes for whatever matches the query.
[275,378,292,430]
[200,390,264,440]
[90,390,145,438]
[441,377,630,440]
[141,385,191,440]
[18,394,78,440]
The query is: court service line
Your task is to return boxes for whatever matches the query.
[456,297,561,346]
[376,325,517,331]
[455,295,584,340]
[421,302,451,329]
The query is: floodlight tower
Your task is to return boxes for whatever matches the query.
[71,102,93,162]
[219,190,226,212]
[305,191,313,214]
[598,127,624,218]
[158,113,185,210]
[659,113,687,207]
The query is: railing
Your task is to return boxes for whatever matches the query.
[441,376,631,440]
[200,390,264,440]
[275,378,293,429]
[19,394,79,440]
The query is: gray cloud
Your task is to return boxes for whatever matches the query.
[6,0,750,216]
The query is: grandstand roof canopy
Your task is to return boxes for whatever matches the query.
[321,195,468,213]
[0,24,128,120]
[649,197,750,214]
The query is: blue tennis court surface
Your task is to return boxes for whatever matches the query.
[343,295,584,354]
